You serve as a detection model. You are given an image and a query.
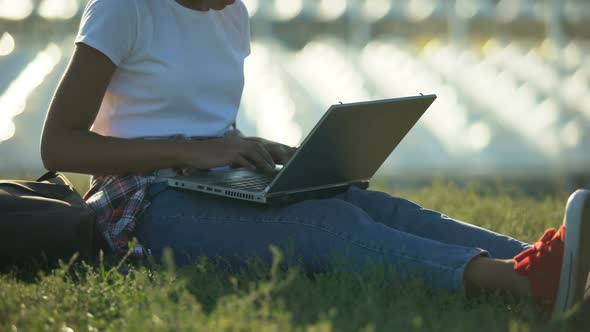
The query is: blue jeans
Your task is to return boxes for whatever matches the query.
[136,182,531,291]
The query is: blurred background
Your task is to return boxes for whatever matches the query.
[0,0,588,193]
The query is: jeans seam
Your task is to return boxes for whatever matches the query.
[147,214,467,273]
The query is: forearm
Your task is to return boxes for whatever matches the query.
[41,131,187,176]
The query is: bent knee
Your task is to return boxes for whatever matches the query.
[280,198,376,235]
[345,186,423,210]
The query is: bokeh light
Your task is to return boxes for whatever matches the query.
[406,0,435,22]
[363,0,391,22]
[273,0,302,21]
[243,42,302,146]
[0,43,62,143]
[496,0,521,22]
[0,0,34,20]
[317,0,348,21]
[456,0,479,19]
[0,120,15,142]
[0,32,15,56]
[38,0,80,20]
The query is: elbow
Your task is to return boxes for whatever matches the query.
[40,131,63,171]
[40,151,58,172]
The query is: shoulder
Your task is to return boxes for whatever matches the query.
[234,0,250,16]
[81,0,138,26]
[78,0,142,35]
[81,0,139,19]
[223,1,250,24]
[221,0,250,37]
[83,0,138,10]
[77,0,143,65]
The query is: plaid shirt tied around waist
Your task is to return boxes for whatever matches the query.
[82,134,223,257]
[84,174,157,257]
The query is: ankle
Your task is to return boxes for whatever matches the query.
[464,257,530,296]
[506,259,533,296]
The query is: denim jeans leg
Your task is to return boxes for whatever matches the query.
[136,183,488,291]
[336,187,531,259]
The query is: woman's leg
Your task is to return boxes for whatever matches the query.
[136,183,489,291]
[336,187,531,259]
[464,257,530,296]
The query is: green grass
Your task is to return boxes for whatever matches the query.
[1,181,588,332]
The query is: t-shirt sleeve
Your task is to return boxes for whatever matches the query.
[75,0,139,66]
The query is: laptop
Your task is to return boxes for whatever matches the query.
[168,94,437,204]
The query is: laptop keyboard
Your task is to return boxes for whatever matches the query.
[217,174,274,192]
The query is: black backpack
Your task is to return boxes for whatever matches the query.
[0,171,97,267]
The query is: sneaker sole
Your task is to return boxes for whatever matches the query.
[553,189,590,316]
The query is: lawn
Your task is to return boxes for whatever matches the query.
[1,180,588,331]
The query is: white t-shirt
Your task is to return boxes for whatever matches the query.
[76,0,251,138]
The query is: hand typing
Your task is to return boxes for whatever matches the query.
[180,134,298,172]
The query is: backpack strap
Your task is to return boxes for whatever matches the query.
[36,171,58,182]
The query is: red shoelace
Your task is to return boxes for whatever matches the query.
[514,228,560,273]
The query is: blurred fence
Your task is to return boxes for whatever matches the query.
[0,0,589,190]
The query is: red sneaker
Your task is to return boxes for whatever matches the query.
[514,189,590,318]
[514,226,565,314]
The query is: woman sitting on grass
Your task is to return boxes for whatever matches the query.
[41,0,589,318]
